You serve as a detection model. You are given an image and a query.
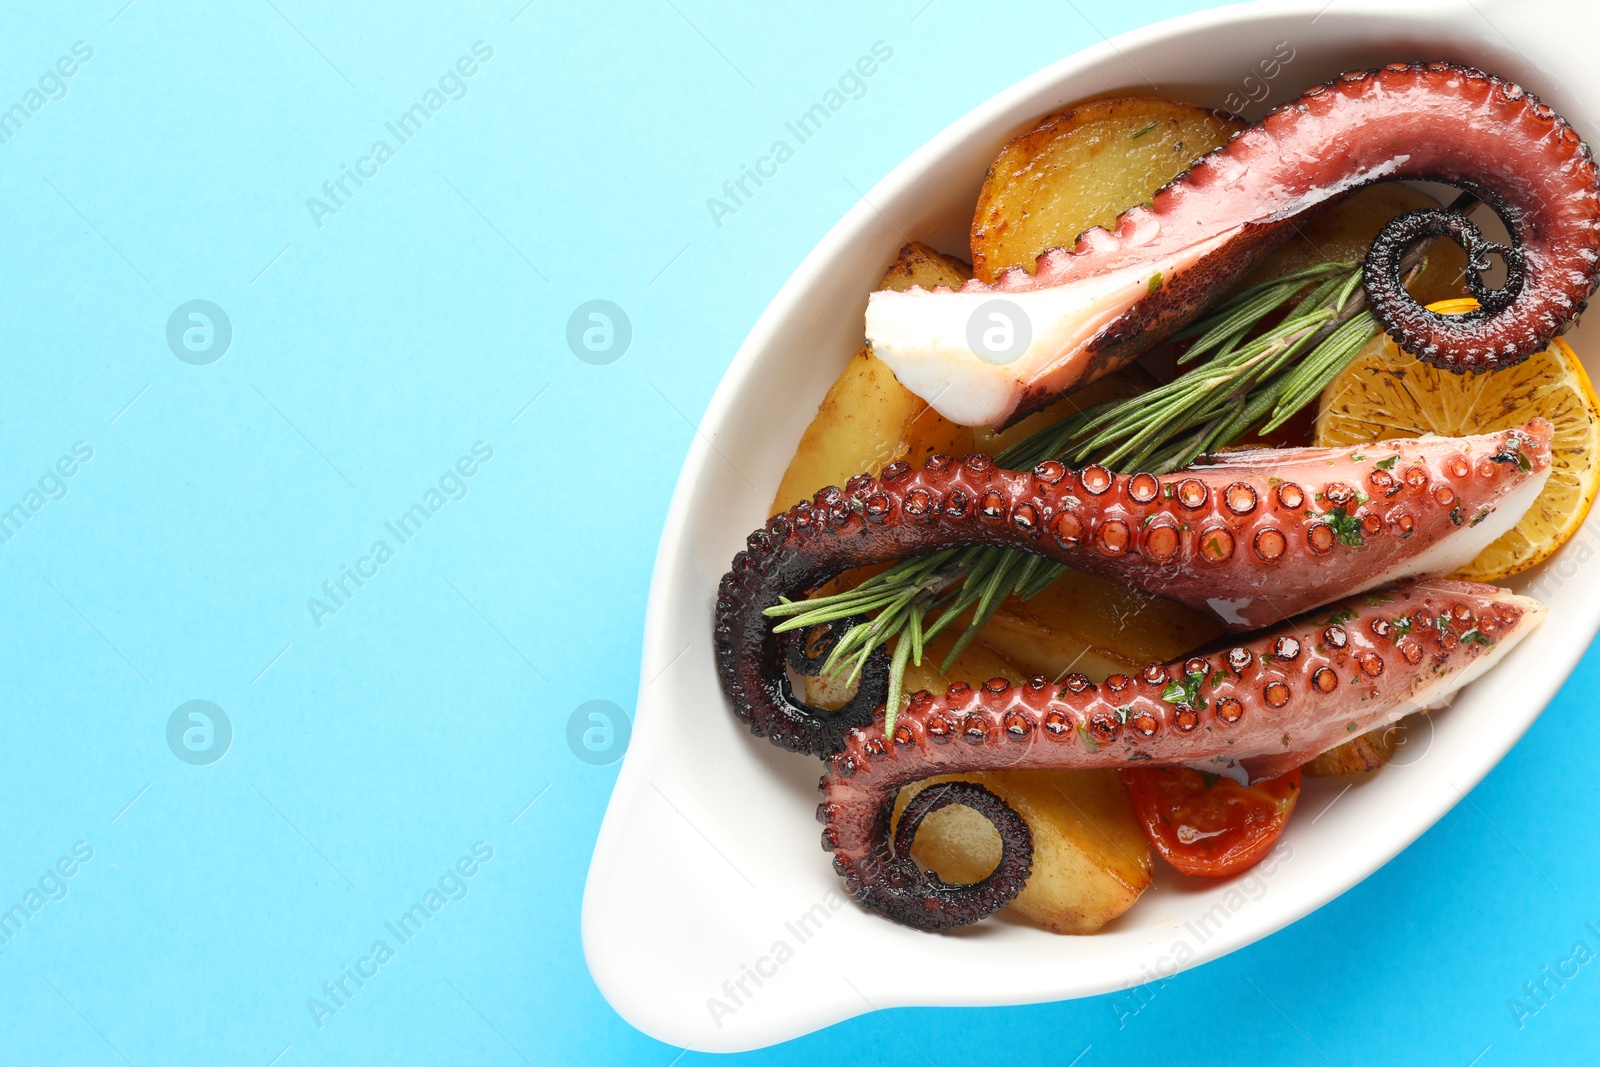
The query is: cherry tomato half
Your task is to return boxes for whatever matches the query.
[1119,766,1301,878]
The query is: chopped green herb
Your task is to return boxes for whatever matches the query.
[1147,272,1163,294]
[1324,608,1357,625]
[1490,437,1533,473]
[1131,121,1158,139]
[1462,629,1494,647]
[1161,670,1210,710]
[1325,505,1366,547]
[1201,772,1220,788]
[1375,455,1399,470]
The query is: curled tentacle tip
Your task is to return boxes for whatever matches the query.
[1366,207,1537,373]
[849,780,1033,932]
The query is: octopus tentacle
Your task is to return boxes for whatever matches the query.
[865,62,1600,427]
[771,614,891,753]
[715,423,1552,755]
[819,580,1545,931]
[1366,208,1527,370]
[820,779,1034,932]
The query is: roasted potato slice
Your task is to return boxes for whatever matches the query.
[770,243,973,515]
[1304,722,1400,776]
[981,570,1224,681]
[971,97,1241,284]
[876,241,972,292]
[892,766,1154,935]
[770,348,924,515]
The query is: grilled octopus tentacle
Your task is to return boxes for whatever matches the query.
[819,580,1544,931]
[715,423,1552,755]
[865,63,1600,428]
[825,779,1034,934]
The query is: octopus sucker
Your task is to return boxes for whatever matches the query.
[864,63,1600,428]
[715,422,1552,756]
[819,579,1545,931]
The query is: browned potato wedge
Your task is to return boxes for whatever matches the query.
[1304,722,1400,776]
[900,632,1025,693]
[1241,183,1469,305]
[877,241,972,293]
[769,243,973,515]
[893,769,1153,934]
[981,570,1224,681]
[897,397,980,471]
[770,347,923,515]
[971,98,1241,284]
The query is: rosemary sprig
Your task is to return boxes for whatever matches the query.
[769,222,1450,735]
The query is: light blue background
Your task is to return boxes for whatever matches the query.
[1,0,1595,1063]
